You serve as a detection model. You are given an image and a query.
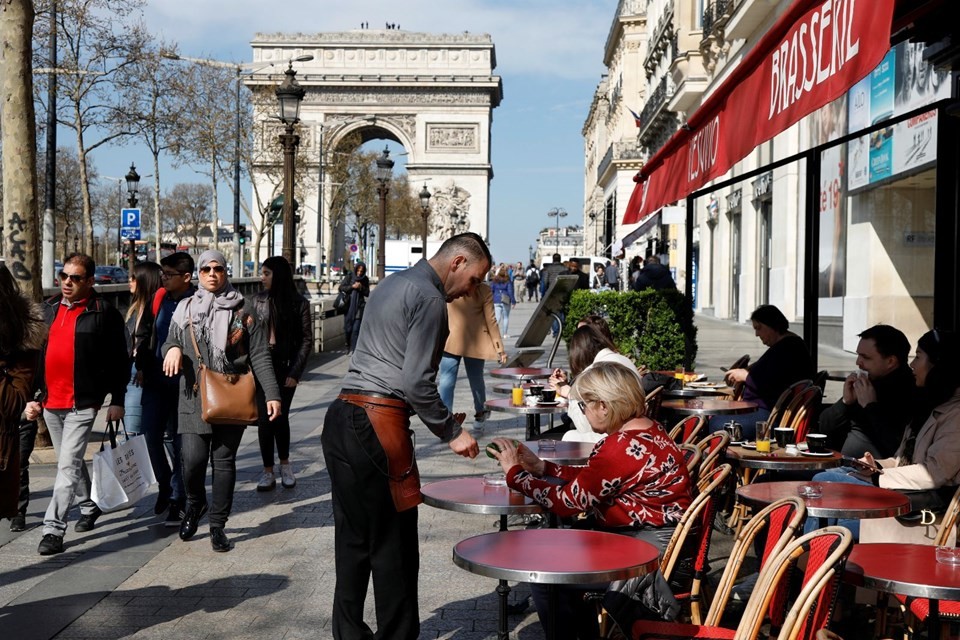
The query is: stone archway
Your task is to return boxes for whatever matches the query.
[247,30,502,274]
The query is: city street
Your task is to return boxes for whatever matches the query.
[0,299,855,639]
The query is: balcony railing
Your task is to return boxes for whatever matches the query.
[596,139,647,180]
[643,5,675,75]
[701,0,731,41]
[639,75,672,133]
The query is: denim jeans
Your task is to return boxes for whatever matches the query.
[123,362,143,435]
[17,420,38,515]
[438,353,487,415]
[42,407,100,537]
[257,384,296,467]
[804,466,873,539]
[707,407,772,440]
[140,380,184,503]
[180,428,244,528]
[494,303,511,336]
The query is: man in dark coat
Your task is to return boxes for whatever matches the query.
[632,256,677,292]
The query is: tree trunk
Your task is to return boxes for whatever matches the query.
[0,0,41,300]
[210,156,218,250]
[72,112,95,256]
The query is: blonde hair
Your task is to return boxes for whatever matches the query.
[570,361,646,429]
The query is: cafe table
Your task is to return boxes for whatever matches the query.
[662,386,732,399]
[725,445,843,472]
[486,397,569,440]
[422,477,544,640]
[662,398,759,417]
[492,382,545,395]
[846,543,960,640]
[453,529,660,640]
[523,439,595,465]
[490,367,554,381]
[737,480,910,528]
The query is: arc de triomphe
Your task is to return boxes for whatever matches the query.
[247,30,502,274]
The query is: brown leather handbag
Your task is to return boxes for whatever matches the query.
[188,306,258,426]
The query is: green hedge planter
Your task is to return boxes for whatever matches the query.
[563,289,698,371]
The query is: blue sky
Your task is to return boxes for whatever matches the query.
[103,0,615,263]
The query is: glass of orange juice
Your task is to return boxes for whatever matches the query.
[675,365,686,389]
[511,382,524,406]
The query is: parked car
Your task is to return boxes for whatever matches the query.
[94,265,129,284]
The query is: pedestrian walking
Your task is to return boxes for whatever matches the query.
[0,264,45,530]
[438,282,507,429]
[525,260,540,302]
[321,232,486,640]
[605,258,621,291]
[123,262,163,435]
[490,266,515,338]
[252,256,313,491]
[338,262,369,352]
[161,250,281,552]
[513,261,526,302]
[35,254,129,556]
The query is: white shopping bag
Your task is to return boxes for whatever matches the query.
[91,421,157,512]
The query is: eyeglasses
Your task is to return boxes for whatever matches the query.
[577,400,589,412]
[58,271,87,284]
[199,265,226,275]
[161,270,187,279]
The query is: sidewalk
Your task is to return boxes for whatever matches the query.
[0,301,857,639]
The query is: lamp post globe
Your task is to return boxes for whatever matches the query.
[123,163,140,272]
[419,184,432,256]
[546,207,568,254]
[375,147,394,280]
[276,61,306,266]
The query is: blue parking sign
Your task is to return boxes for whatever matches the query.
[121,228,141,240]
[121,208,141,228]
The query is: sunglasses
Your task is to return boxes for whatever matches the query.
[161,270,188,279]
[199,265,226,275]
[58,271,87,284]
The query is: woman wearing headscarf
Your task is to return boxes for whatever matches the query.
[162,251,281,552]
[338,262,369,352]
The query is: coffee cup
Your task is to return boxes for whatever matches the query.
[805,433,828,454]
[540,389,557,403]
[774,427,796,447]
[528,384,544,397]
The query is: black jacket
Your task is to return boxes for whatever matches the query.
[39,293,129,409]
[251,291,313,381]
[632,263,677,292]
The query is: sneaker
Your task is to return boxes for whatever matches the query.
[10,514,26,532]
[164,503,184,528]
[256,471,276,492]
[279,464,296,489]
[38,533,64,556]
[74,507,102,533]
[474,410,491,423]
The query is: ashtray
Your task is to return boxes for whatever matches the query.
[482,473,507,487]
[538,439,557,451]
[798,483,823,499]
[936,546,960,565]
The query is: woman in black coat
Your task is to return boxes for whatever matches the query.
[338,262,369,352]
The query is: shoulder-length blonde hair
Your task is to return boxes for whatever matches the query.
[570,361,646,430]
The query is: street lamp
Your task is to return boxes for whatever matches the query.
[588,211,598,254]
[125,163,141,272]
[275,59,309,267]
[419,184,432,256]
[546,207,568,254]
[375,146,394,280]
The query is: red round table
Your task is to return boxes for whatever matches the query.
[662,399,759,416]
[726,445,843,471]
[490,367,554,380]
[523,440,595,465]
[454,529,660,640]
[847,543,960,640]
[486,397,569,440]
[737,480,910,527]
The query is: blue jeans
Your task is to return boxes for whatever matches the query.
[707,407,771,440]
[141,379,184,504]
[438,353,487,416]
[803,467,873,539]
[494,303,511,336]
[124,362,143,435]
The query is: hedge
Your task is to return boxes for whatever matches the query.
[563,288,698,371]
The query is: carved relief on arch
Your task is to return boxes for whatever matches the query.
[430,181,473,238]
[426,124,479,152]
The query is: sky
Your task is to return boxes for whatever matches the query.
[107,0,616,264]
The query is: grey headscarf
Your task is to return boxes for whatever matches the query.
[172,250,243,370]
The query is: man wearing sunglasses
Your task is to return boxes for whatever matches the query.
[30,253,129,555]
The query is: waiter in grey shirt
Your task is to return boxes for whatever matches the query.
[321,232,488,640]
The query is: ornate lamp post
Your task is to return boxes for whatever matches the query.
[124,163,140,272]
[588,211,598,254]
[275,61,306,266]
[546,207,568,254]
[375,147,394,280]
[419,184,432,256]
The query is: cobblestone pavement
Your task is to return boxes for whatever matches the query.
[0,301,857,639]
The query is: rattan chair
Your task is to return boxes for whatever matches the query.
[695,431,731,483]
[669,415,706,445]
[645,385,665,421]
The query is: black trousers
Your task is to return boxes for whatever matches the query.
[18,420,38,515]
[257,384,296,467]
[180,428,244,528]
[321,398,420,640]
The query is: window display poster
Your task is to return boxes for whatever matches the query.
[819,144,847,298]
[869,51,896,182]
[848,77,871,190]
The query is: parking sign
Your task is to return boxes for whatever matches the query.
[121,208,141,228]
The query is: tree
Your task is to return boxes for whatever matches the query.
[33,0,148,255]
[163,183,212,249]
[36,147,88,259]
[1,0,41,299]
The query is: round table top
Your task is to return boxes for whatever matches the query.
[662,387,731,399]
[492,382,549,396]
[421,477,542,516]
[726,445,843,471]
[453,529,660,585]
[737,481,910,519]
[486,397,570,416]
[848,543,960,601]
[662,399,759,416]
[523,440,595,465]
[490,367,554,380]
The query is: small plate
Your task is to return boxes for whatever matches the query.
[740,442,757,450]
[802,451,834,457]
[687,381,722,389]
[537,400,561,406]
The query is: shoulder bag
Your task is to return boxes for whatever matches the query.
[188,302,259,426]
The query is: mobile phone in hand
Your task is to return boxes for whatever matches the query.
[841,455,882,474]
[720,366,728,372]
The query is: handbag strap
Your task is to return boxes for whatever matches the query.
[185,299,205,370]
[99,420,119,451]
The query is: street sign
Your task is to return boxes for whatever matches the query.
[121,228,141,240]
[349,243,359,253]
[121,208,141,228]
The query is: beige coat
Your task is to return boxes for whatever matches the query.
[444,283,505,361]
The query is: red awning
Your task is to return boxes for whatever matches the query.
[623,0,897,224]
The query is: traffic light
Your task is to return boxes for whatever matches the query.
[238,224,247,245]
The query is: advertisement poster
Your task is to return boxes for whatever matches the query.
[847,77,871,191]
[810,98,848,299]
[868,50,896,183]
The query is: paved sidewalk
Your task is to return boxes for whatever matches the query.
[0,302,858,639]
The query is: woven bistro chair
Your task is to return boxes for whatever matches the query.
[695,431,731,483]
[645,385,665,422]
[669,415,706,445]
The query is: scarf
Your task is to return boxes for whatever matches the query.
[171,250,243,371]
